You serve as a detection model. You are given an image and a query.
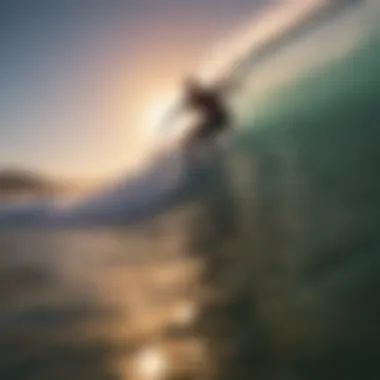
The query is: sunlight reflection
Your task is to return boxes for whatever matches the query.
[133,346,167,380]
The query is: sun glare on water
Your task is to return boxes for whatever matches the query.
[134,346,167,380]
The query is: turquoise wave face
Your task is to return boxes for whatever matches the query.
[205,11,380,380]
[240,12,380,137]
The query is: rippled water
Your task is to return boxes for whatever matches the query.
[0,221,206,380]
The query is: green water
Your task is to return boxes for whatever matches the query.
[199,19,380,380]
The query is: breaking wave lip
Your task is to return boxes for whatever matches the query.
[199,0,364,84]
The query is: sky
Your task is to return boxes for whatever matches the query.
[0,0,271,181]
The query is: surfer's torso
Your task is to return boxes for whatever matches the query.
[182,83,231,147]
[184,87,227,121]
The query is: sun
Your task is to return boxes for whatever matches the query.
[142,88,200,151]
[144,89,179,136]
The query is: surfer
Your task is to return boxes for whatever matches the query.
[160,76,237,151]
[181,76,237,149]
[181,76,233,149]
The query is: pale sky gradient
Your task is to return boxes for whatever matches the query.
[1,0,271,180]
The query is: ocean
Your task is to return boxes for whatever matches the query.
[1,2,380,379]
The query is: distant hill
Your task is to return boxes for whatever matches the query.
[0,170,52,195]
